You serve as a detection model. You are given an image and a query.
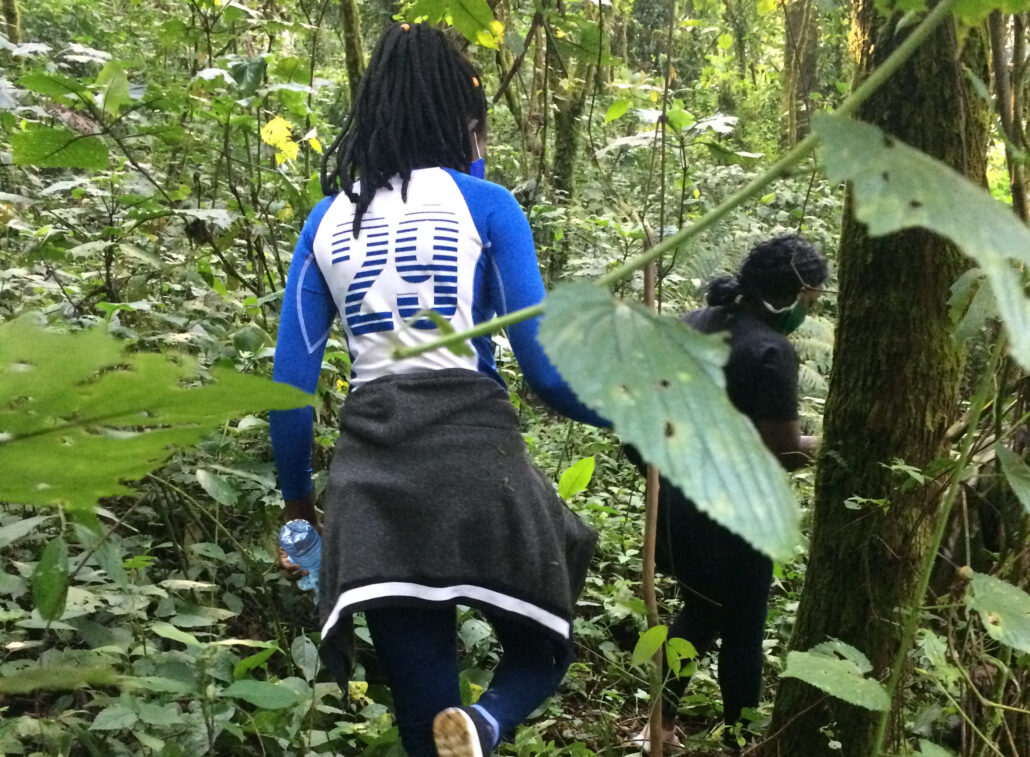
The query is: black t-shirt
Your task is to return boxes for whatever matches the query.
[684,305,798,423]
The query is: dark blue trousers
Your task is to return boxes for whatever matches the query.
[364,605,567,757]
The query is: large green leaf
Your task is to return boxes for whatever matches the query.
[814,113,1030,371]
[632,624,668,667]
[448,0,498,48]
[11,128,109,170]
[967,572,1030,654]
[0,664,119,694]
[409,0,498,48]
[17,71,87,101]
[90,704,138,731]
[781,643,890,711]
[0,318,310,511]
[196,469,239,507]
[291,634,320,683]
[32,536,69,621]
[223,680,301,709]
[558,457,595,500]
[539,283,798,561]
[230,57,267,97]
[95,61,132,117]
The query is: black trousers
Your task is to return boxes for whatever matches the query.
[656,481,774,725]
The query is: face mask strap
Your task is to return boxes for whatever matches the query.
[761,297,798,315]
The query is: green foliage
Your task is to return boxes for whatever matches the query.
[781,641,891,711]
[967,571,1030,654]
[31,535,69,621]
[814,113,1030,370]
[11,127,109,169]
[996,444,1030,515]
[0,318,310,510]
[631,624,668,667]
[918,740,956,757]
[409,0,501,49]
[539,283,799,562]
[0,664,121,694]
[222,680,301,710]
[558,456,596,500]
[3,0,1025,753]
[665,637,697,677]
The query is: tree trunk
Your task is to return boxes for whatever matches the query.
[782,0,819,147]
[723,0,749,82]
[2,0,20,44]
[763,5,989,756]
[546,57,589,283]
[338,0,365,101]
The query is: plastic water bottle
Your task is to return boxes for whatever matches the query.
[278,519,321,596]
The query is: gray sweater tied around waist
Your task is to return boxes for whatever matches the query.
[316,368,598,681]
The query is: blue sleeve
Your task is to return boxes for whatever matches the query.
[269,197,336,500]
[445,170,609,427]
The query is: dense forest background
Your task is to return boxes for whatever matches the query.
[1,0,1028,756]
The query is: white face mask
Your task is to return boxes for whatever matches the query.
[761,297,797,315]
[761,296,808,334]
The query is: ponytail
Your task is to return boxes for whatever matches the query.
[706,275,744,306]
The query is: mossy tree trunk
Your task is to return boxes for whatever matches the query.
[782,0,819,147]
[338,0,365,101]
[2,0,20,44]
[763,5,989,756]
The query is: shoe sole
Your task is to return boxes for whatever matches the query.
[433,708,485,757]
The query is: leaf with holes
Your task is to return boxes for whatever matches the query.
[814,113,1030,371]
[781,646,890,711]
[539,283,798,561]
[32,536,69,621]
[967,572,1030,654]
[12,128,109,170]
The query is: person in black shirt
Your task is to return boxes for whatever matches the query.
[633,234,830,752]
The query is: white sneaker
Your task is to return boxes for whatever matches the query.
[433,706,492,757]
[626,721,683,753]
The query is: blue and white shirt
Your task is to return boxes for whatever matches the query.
[270,167,605,500]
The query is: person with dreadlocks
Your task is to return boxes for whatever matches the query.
[268,22,605,757]
[629,234,829,753]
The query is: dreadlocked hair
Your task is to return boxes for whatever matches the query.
[706,234,829,307]
[321,22,488,237]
